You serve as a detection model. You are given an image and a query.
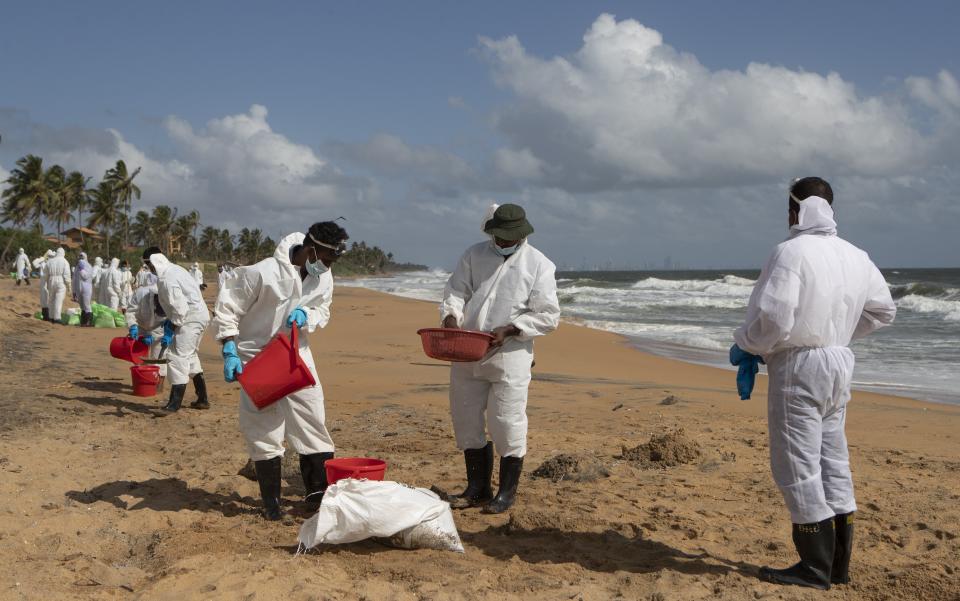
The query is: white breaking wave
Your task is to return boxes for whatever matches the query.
[896,294,960,321]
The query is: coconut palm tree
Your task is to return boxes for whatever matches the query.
[104,160,141,249]
[149,205,177,255]
[218,229,234,262]
[1,155,55,232]
[45,165,72,242]
[199,226,219,260]
[63,172,91,244]
[130,210,152,247]
[87,181,119,257]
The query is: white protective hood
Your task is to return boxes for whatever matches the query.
[790,196,837,238]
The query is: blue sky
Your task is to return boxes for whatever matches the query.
[2,1,959,268]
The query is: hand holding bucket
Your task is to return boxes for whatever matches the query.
[237,326,316,410]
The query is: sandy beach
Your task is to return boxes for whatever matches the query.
[1,281,957,601]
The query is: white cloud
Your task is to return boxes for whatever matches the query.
[479,13,951,190]
[327,133,474,181]
[493,147,545,181]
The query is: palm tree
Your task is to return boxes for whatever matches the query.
[87,181,119,257]
[1,155,55,232]
[45,165,72,242]
[218,229,234,262]
[130,210,152,246]
[149,205,177,255]
[63,172,91,244]
[104,160,141,249]
[199,226,219,260]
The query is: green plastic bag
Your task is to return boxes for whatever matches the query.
[34,311,43,320]
[94,313,116,328]
[114,314,127,328]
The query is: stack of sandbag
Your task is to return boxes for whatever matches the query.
[298,479,464,553]
[90,303,126,328]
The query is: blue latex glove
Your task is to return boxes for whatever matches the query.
[286,306,308,330]
[160,320,176,347]
[222,340,243,383]
[140,334,154,347]
[729,344,765,400]
[128,324,139,340]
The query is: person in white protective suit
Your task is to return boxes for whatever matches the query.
[439,203,561,514]
[34,250,55,320]
[733,177,896,590]
[125,283,168,380]
[91,257,104,300]
[190,262,206,290]
[136,263,154,288]
[14,248,31,286]
[143,247,211,416]
[118,260,135,310]
[72,252,95,326]
[217,264,229,289]
[43,248,72,324]
[211,222,348,521]
[98,258,124,309]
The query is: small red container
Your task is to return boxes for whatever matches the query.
[238,326,316,410]
[416,328,494,362]
[130,365,161,397]
[325,457,388,485]
[110,337,149,364]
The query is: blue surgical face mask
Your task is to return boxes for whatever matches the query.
[493,240,520,256]
[305,247,330,276]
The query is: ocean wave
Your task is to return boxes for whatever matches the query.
[582,320,729,350]
[889,282,958,300]
[896,294,960,321]
[630,276,754,297]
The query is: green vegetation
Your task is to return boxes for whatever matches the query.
[2,153,421,275]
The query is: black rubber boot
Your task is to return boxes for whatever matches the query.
[254,456,284,521]
[189,374,210,409]
[154,384,186,416]
[832,512,854,584]
[299,452,335,509]
[759,518,835,590]
[41,308,50,322]
[83,312,94,327]
[449,442,494,509]
[482,455,524,514]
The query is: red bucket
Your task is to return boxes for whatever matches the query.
[130,365,161,397]
[238,326,316,410]
[110,337,149,364]
[325,457,388,485]
[416,328,494,362]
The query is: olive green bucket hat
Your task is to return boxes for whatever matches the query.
[483,203,534,241]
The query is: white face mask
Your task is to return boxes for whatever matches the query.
[305,247,330,276]
[493,240,520,256]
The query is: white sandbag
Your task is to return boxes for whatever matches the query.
[298,479,464,553]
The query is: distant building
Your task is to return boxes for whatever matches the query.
[45,227,103,249]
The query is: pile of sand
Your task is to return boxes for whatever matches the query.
[531,453,610,483]
[621,428,701,468]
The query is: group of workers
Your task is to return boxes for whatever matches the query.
[9,175,895,592]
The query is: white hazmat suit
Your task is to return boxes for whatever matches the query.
[734,196,896,525]
[212,232,335,461]
[190,263,204,288]
[14,249,30,284]
[43,248,72,322]
[126,285,168,378]
[91,257,104,295]
[150,253,210,386]
[73,253,94,313]
[99,258,125,310]
[34,250,55,314]
[441,239,561,458]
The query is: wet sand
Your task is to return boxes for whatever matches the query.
[0,281,957,600]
